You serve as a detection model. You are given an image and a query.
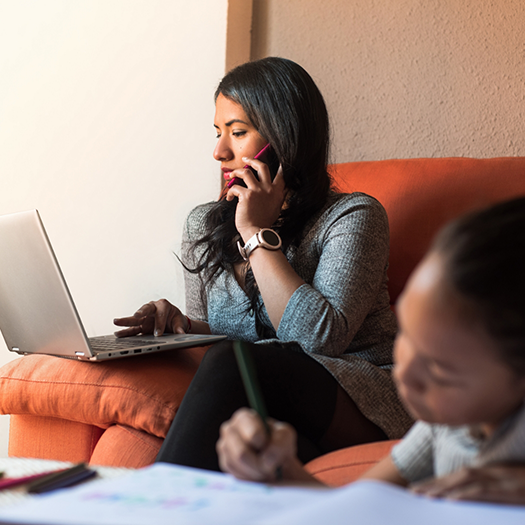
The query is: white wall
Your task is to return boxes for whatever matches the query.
[251,0,525,162]
[0,0,229,456]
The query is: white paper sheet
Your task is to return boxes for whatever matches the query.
[0,463,330,525]
[0,464,524,525]
[259,479,525,525]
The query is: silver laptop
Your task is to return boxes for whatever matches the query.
[0,209,226,361]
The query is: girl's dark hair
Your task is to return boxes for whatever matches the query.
[188,57,332,337]
[432,196,525,374]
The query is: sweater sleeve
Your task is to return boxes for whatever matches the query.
[391,421,435,483]
[182,205,209,322]
[276,194,392,356]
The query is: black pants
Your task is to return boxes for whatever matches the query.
[156,340,387,471]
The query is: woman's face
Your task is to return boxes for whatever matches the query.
[393,252,525,437]
[213,94,267,180]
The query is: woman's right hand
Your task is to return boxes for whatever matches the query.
[113,299,188,338]
[217,408,314,483]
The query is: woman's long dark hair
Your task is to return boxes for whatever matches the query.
[433,196,525,374]
[188,57,332,337]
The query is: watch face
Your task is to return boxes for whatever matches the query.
[261,229,280,247]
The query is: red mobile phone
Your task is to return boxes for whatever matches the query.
[253,143,272,162]
[227,144,279,188]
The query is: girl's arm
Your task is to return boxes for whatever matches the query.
[360,455,409,486]
[410,464,525,505]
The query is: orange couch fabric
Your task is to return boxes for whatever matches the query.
[0,347,208,438]
[1,157,524,474]
[8,415,104,464]
[331,157,525,303]
[9,415,163,468]
[89,424,163,468]
[0,347,208,465]
[305,440,400,487]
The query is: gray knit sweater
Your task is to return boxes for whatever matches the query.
[182,192,413,439]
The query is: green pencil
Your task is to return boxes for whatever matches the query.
[233,340,283,480]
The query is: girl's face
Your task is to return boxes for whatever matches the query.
[213,94,267,179]
[394,252,525,437]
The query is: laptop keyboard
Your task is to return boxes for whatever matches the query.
[88,337,160,351]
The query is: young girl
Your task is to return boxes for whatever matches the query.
[113,57,412,471]
[217,196,525,505]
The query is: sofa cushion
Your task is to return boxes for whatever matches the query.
[8,415,104,463]
[0,346,208,438]
[305,440,399,486]
[89,424,163,468]
[330,157,525,303]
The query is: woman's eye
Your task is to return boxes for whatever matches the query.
[233,131,247,137]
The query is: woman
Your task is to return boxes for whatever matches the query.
[114,57,413,471]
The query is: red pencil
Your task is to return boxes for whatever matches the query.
[0,469,67,491]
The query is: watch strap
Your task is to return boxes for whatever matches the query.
[237,228,282,261]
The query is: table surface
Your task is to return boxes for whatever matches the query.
[0,457,131,509]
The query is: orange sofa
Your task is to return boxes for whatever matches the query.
[0,157,524,485]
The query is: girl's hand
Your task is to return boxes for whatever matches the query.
[225,157,286,241]
[113,299,188,337]
[411,464,525,505]
[217,408,300,482]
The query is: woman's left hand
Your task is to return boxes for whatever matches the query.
[411,464,525,505]
[225,156,286,241]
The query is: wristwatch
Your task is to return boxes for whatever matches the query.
[237,228,282,261]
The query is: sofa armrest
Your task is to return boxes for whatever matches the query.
[0,347,208,438]
[305,440,399,486]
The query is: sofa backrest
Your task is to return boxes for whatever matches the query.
[330,157,525,304]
